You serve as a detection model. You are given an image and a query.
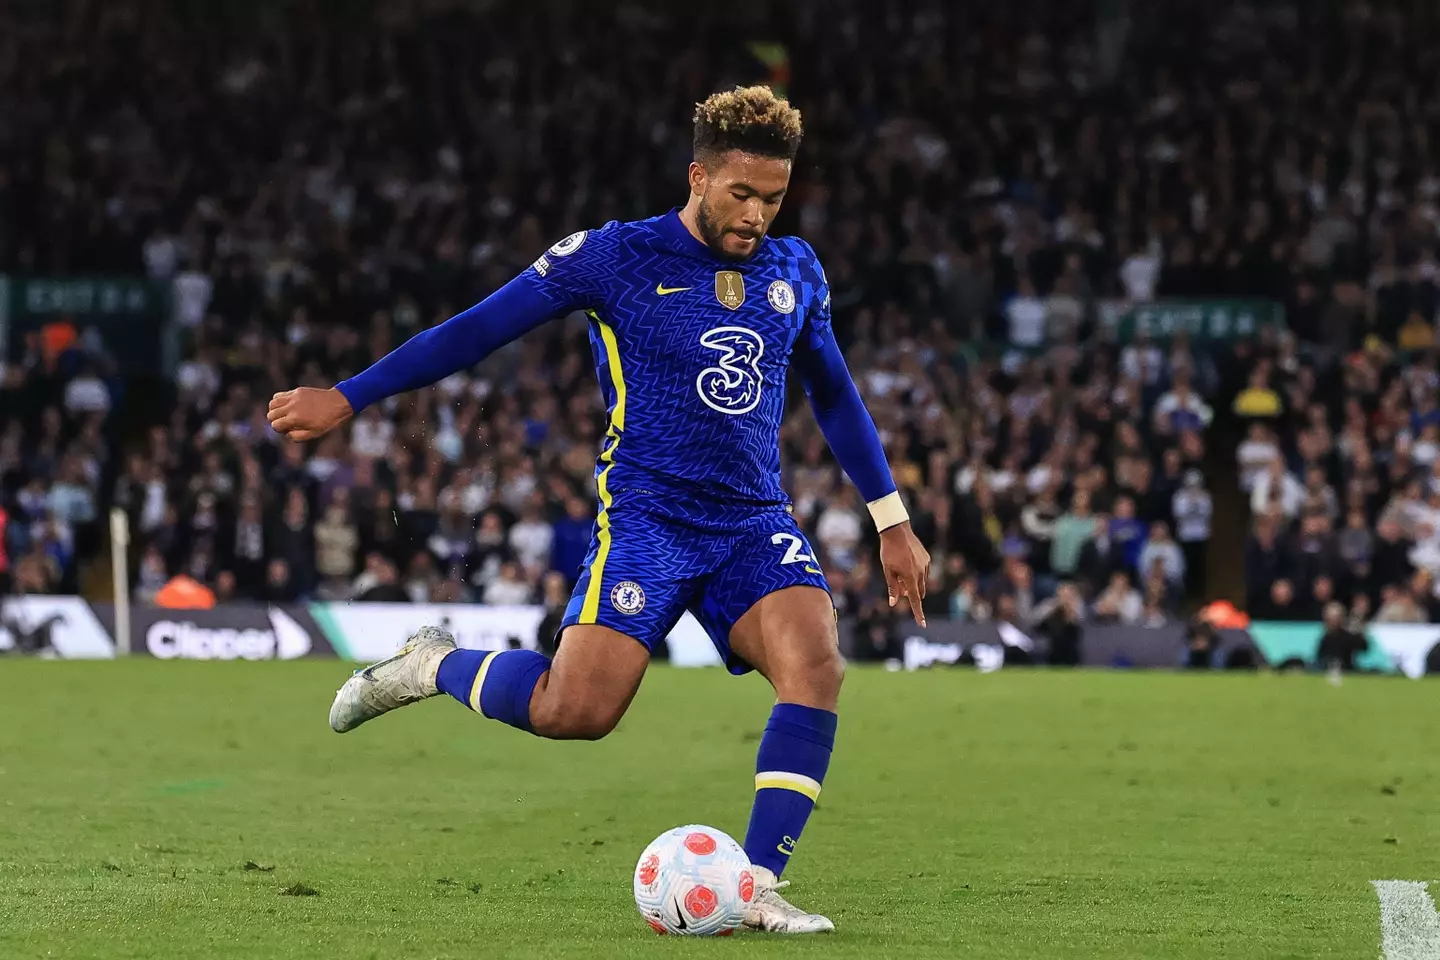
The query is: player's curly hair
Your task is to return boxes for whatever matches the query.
[692,85,803,166]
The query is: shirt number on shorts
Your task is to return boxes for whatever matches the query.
[771,532,814,566]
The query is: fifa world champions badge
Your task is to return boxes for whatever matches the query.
[714,270,745,310]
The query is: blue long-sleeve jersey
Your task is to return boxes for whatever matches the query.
[338,209,896,513]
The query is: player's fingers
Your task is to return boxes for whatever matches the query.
[914,560,929,598]
[885,566,902,607]
[907,587,926,627]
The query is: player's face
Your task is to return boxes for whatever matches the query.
[690,152,791,261]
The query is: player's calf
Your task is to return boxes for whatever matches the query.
[727,586,841,906]
[528,682,625,740]
[434,623,647,740]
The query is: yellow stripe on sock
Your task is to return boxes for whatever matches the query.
[579,313,626,624]
[755,771,822,801]
[467,651,501,716]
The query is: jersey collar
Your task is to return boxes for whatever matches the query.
[655,208,768,263]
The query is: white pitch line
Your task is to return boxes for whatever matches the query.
[1373,881,1440,960]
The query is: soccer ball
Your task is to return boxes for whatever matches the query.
[633,825,754,936]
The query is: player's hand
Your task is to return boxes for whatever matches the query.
[267,387,353,442]
[879,521,931,627]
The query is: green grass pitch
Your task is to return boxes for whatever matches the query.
[0,661,1436,959]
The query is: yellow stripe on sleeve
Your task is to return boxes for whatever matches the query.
[579,314,626,624]
[467,650,501,716]
[755,771,822,801]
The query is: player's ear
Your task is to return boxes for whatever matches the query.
[687,161,708,198]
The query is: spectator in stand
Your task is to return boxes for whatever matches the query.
[508,494,554,581]
[1019,486,1060,578]
[1152,371,1213,439]
[1244,516,1289,614]
[263,559,300,604]
[1375,584,1427,624]
[1092,572,1142,626]
[1137,522,1185,596]
[486,561,534,606]
[1050,490,1095,582]
[1237,424,1281,494]
[314,489,360,599]
[1250,456,1305,521]
[1317,602,1368,673]
[1077,514,1125,598]
[1035,582,1084,666]
[1232,365,1283,421]
[815,487,864,572]
[353,555,408,603]
[536,571,571,657]
[551,496,595,587]
[1254,579,1301,622]
[1108,497,1147,575]
[1171,470,1211,599]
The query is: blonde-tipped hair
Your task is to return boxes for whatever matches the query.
[693,85,803,165]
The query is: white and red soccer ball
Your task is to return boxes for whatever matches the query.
[633,825,754,936]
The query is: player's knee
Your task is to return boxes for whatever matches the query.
[774,638,845,706]
[810,643,846,697]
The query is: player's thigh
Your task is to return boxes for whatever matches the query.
[535,623,650,737]
[698,515,842,705]
[727,586,842,707]
[546,502,695,733]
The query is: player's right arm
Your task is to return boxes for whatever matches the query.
[790,241,931,624]
[268,228,606,441]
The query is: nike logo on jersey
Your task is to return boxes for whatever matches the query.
[655,283,692,296]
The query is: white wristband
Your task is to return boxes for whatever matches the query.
[866,491,909,531]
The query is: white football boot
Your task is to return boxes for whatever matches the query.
[329,626,457,733]
[743,866,835,934]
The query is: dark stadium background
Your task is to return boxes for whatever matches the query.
[2,0,1439,675]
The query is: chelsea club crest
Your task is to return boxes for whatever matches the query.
[610,581,646,615]
[767,280,796,314]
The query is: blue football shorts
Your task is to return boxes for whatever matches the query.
[559,490,831,674]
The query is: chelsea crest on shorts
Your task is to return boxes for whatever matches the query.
[610,581,646,615]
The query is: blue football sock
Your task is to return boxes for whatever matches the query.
[743,703,837,878]
[435,648,550,733]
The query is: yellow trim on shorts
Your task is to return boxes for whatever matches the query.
[755,771,823,801]
[580,314,626,624]
[467,650,501,716]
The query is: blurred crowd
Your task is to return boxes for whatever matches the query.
[3,0,1440,639]
[1239,336,1440,626]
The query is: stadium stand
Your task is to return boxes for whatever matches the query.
[2,0,1438,644]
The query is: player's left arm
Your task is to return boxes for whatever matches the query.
[792,256,931,625]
